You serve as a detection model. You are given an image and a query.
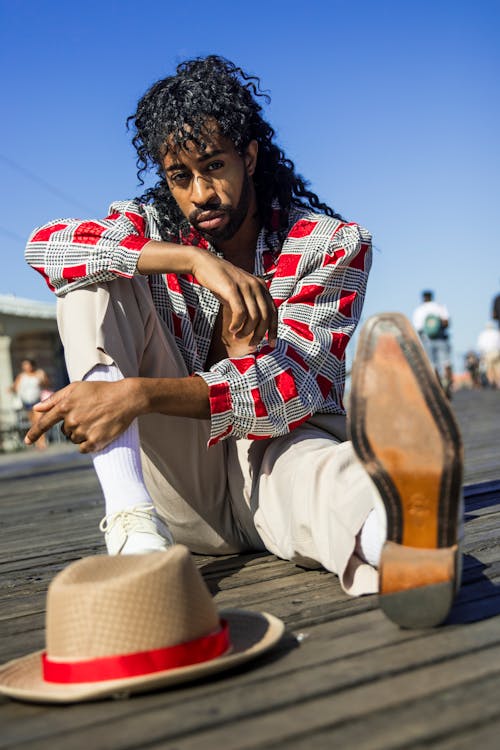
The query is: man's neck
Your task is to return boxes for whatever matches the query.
[215,209,261,272]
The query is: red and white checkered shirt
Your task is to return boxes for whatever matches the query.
[26,200,372,446]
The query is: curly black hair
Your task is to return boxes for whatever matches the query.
[128,55,343,245]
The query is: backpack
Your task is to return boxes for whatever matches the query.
[423,314,443,339]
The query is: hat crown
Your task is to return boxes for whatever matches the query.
[46,546,219,660]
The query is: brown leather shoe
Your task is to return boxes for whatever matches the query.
[349,313,463,628]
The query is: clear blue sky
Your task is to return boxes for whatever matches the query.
[1,0,499,371]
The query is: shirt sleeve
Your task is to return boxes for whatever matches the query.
[412,305,424,331]
[439,304,450,322]
[24,200,158,296]
[197,221,372,445]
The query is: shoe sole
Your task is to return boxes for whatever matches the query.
[349,313,463,628]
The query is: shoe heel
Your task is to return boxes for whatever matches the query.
[379,541,458,628]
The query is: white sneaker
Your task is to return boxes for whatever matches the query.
[99,504,174,555]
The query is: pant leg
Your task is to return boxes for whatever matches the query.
[242,416,380,597]
[56,278,255,554]
[435,339,451,378]
[57,278,380,584]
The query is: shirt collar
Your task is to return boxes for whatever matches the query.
[178,203,298,268]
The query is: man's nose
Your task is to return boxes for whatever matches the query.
[191,174,217,205]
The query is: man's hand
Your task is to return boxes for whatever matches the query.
[24,380,141,453]
[191,249,278,348]
[137,240,278,350]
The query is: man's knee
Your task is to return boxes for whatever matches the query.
[56,280,152,381]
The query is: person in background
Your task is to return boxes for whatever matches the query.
[11,359,50,450]
[464,351,482,389]
[477,322,500,389]
[492,289,500,329]
[412,290,453,398]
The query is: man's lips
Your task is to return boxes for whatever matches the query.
[194,211,228,230]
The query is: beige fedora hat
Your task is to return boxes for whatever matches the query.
[0,545,284,703]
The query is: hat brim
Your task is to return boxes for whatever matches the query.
[0,609,284,704]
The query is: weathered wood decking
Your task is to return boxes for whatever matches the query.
[1,388,499,749]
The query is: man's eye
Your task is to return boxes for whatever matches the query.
[207,161,223,172]
[171,172,190,184]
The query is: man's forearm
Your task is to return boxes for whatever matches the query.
[136,375,211,420]
[25,375,212,452]
[136,240,199,275]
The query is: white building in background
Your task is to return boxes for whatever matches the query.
[0,294,68,445]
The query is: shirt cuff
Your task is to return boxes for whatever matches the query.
[108,235,151,278]
[196,370,234,447]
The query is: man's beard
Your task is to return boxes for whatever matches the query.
[188,172,252,243]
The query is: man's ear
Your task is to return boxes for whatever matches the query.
[244,140,258,176]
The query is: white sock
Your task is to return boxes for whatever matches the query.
[358,508,386,568]
[83,364,155,517]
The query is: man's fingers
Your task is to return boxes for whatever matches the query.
[32,397,55,412]
[25,388,72,442]
[237,293,260,338]
[267,305,278,348]
[264,293,278,347]
[25,411,61,444]
[78,442,92,454]
[217,268,278,348]
[227,289,247,334]
[248,303,269,345]
[247,286,277,347]
[246,288,271,345]
[33,386,70,412]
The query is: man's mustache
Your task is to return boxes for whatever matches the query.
[189,203,232,224]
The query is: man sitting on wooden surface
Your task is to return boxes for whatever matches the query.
[24,56,463,629]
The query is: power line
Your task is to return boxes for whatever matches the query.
[0,225,27,243]
[0,154,94,214]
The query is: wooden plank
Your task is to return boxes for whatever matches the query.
[0,612,500,748]
[0,388,499,749]
[411,717,500,750]
[270,673,500,749]
[4,621,500,749]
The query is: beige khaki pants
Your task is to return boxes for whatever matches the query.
[57,277,379,596]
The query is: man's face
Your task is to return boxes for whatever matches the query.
[162,131,258,243]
